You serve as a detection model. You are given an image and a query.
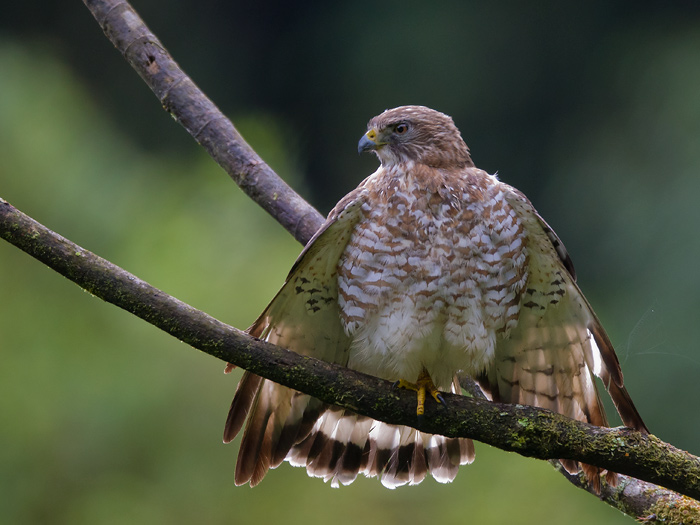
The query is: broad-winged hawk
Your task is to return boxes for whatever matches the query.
[223,105,648,491]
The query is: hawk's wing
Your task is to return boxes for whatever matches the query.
[479,187,647,487]
[223,188,368,486]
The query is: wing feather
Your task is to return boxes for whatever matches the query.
[481,187,648,487]
[501,186,646,430]
[224,189,368,485]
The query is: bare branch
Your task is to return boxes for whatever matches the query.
[2,197,700,524]
[82,0,324,246]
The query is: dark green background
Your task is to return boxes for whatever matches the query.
[2,2,700,523]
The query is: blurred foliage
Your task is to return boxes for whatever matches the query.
[2,2,700,524]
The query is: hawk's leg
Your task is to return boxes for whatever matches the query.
[395,368,446,416]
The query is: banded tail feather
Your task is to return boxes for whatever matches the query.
[224,373,475,488]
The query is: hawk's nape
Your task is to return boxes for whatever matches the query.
[224,105,647,490]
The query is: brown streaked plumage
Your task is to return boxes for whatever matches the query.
[224,105,647,490]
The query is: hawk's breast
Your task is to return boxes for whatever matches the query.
[337,168,529,388]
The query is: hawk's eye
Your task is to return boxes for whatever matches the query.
[394,123,409,135]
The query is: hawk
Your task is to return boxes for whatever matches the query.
[223,105,648,490]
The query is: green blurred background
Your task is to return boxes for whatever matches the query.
[2,1,700,523]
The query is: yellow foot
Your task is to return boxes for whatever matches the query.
[394,369,445,416]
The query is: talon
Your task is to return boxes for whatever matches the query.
[394,379,416,391]
[394,368,444,416]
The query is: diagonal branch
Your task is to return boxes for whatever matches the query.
[555,466,700,523]
[82,0,324,246]
[461,375,700,523]
[2,197,700,523]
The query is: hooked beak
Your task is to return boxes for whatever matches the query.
[357,128,383,154]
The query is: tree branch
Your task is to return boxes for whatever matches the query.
[555,467,700,524]
[2,197,700,523]
[82,0,324,246]
[462,375,700,522]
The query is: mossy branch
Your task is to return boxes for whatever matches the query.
[2,197,700,522]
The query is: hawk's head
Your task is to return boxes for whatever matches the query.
[358,106,474,169]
